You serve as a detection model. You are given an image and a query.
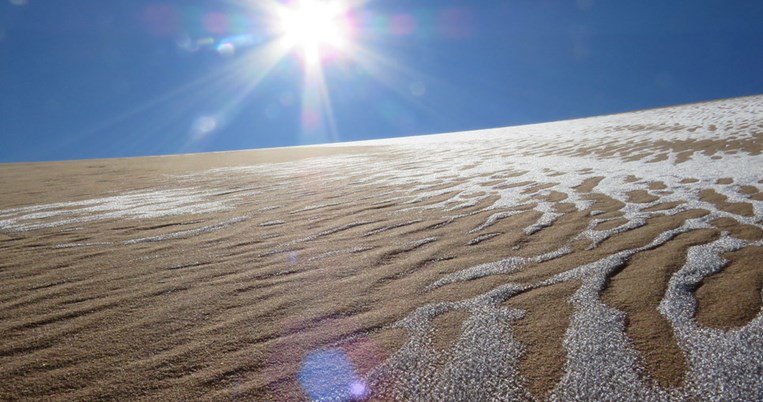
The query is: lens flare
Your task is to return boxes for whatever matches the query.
[216,42,235,57]
[190,115,218,141]
[299,349,368,401]
[123,1,457,155]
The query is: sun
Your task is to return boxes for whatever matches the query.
[278,0,350,63]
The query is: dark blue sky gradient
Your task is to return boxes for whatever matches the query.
[1,0,762,162]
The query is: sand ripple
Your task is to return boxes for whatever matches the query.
[1,96,762,401]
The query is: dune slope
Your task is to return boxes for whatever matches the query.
[1,95,762,401]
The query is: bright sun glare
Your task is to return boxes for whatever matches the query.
[278,0,349,63]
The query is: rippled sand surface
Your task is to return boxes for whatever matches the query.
[1,96,762,401]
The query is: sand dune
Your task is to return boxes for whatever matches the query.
[1,96,762,401]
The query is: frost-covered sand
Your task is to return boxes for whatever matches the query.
[1,96,762,401]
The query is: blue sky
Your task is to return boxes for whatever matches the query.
[1,0,762,163]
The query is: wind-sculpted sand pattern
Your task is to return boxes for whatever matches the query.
[1,96,762,401]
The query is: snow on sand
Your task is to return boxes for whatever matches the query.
[1,95,761,401]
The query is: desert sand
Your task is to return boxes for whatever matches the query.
[1,95,762,401]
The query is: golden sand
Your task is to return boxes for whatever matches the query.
[1,96,761,401]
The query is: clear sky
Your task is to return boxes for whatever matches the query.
[1,0,762,163]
